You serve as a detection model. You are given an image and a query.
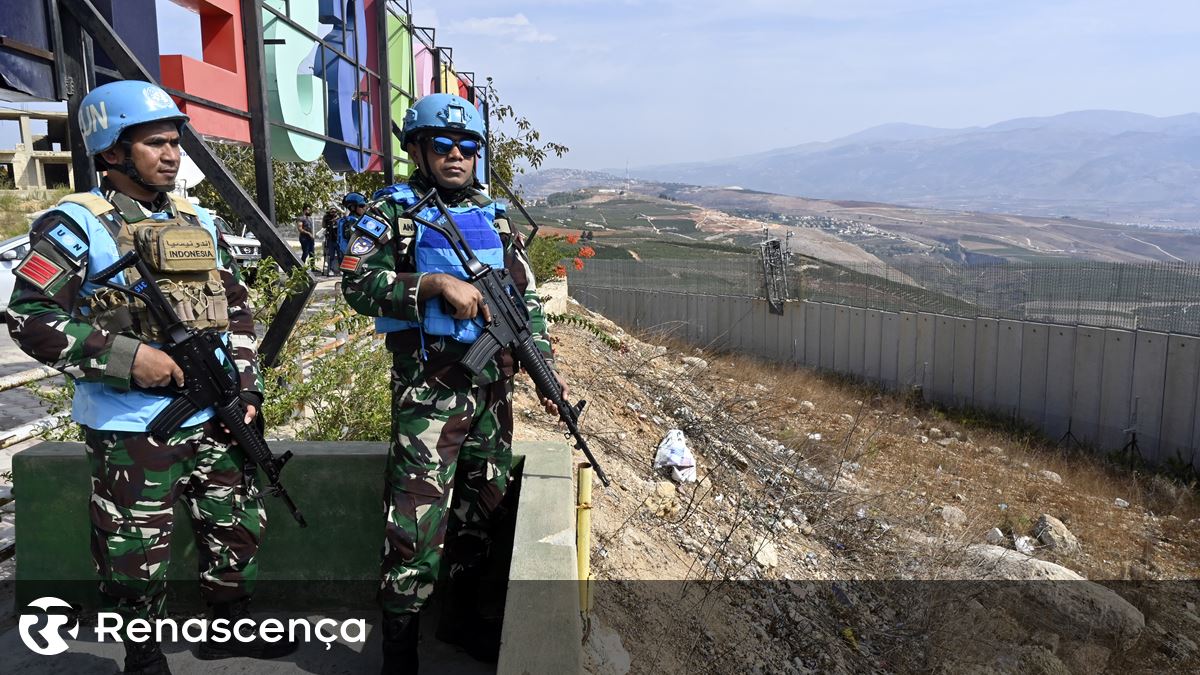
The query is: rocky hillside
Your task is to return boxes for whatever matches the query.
[514,284,1200,673]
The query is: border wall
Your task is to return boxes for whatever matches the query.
[570,286,1200,468]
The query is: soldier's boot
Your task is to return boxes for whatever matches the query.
[197,596,299,661]
[381,612,420,674]
[123,638,171,674]
[434,572,502,663]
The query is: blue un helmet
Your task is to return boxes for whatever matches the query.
[341,191,368,209]
[78,80,189,156]
[400,93,486,146]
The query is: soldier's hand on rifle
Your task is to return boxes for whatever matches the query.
[425,273,492,323]
[244,404,258,425]
[538,372,569,416]
[131,345,185,388]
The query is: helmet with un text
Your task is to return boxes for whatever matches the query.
[400,93,486,146]
[78,80,189,156]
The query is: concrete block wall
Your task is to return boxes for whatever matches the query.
[572,286,1199,467]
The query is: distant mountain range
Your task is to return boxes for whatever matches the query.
[620,110,1200,226]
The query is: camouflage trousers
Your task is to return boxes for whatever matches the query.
[83,419,266,623]
[379,371,514,615]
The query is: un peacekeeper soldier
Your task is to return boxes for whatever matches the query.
[341,93,565,673]
[337,191,369,255]
[4,81,295,673]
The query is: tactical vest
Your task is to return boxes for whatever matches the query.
[61,190,228,344]
[52,189,227,432]
[368,185,505,342]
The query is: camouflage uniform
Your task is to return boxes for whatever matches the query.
[341,179,554,615]
[5,182,265,624]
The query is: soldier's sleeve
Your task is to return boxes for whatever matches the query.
[4,213,142,389]
[217,234,262,399]
[507,231,555,368]
[340,201,424,322]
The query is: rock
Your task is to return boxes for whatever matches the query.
[746,400,759,410]
[987,446,1005,455]
[909,417,924,429]
[799,401,815,414]
[1062,641,1112,672]
[807,433,822,442]
[655,481,676,500]
[936,438,956,447]
[625,402,641,412]
[962,544,1147,649]
[1114,498,1130,509]
[1034,514,1080,554]
[753,539,779,569]
[840,414,855,425]
[953,430,968,442]
[1039,470,1063,484]
[985,528,1006,545]
[681,356,708,369]
[939,505,968,527]
[1014,535,1037,554]
[584,618,633,675]
[929,427,945,440]
[918,435,929,444]
[728,450,750,471]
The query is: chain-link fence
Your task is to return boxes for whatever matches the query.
[571,257,1200,336]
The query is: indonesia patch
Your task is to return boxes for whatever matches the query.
[349,236,374,256]
[340,255,361,272]
[15,251,66,289]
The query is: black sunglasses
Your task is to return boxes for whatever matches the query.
[429,136,481,158]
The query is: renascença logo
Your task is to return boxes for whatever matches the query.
[19,597,79,656]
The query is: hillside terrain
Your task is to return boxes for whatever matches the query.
[519,170,1200,264]
[623,110,1200,229]
[513,288,1200,673]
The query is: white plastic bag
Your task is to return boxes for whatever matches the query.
[653,429,697,483]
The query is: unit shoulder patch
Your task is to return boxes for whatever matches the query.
[15,250,67,290]
[349,236,376,256]
[340,255,361,272]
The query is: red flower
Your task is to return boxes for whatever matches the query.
[578,246,596,258]
[573,257,584,271]
[565,234,580,245]
[554,263,567,277]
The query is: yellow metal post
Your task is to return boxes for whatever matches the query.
[576,462,594,614]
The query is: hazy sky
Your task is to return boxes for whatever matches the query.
[416,0,1200,170]
[7,1,1199,173]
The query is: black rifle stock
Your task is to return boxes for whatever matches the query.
[397,190,611,486]
[88,251,307,527]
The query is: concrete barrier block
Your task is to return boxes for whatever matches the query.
[865,310,883,381]
[953,318,976,407]
[1099,328,1136,450]
[973,319,999,411]
[805,301,821,367]
[1160,336,1199,464]
[820,304,837,370]
[1044,326,1076,440]
[1019,323,1050,429]
[1071,327,1106,446]
[881,312,900,389]
[788,301,805,363]
[995,320,1024,417]
[834,306,851,372]
[932,315,956,404]
[898,312,918,387]
[847,309,866,377]
[916,314,936,399]
[1131,330,1170,461]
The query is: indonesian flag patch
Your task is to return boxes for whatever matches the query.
[340,255,361,272]
[15,251,66,289]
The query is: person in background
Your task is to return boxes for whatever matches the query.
[296,204,315,265]
[322,206,342,276]
[4,80,294,673]
[337,191,369,258]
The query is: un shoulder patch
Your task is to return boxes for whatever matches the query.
[354,214,388,239]
[46,224,87,260]
[349,236,375,256]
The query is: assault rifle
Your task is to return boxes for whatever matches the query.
[89,251,307,526]
[396,190,611,486]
